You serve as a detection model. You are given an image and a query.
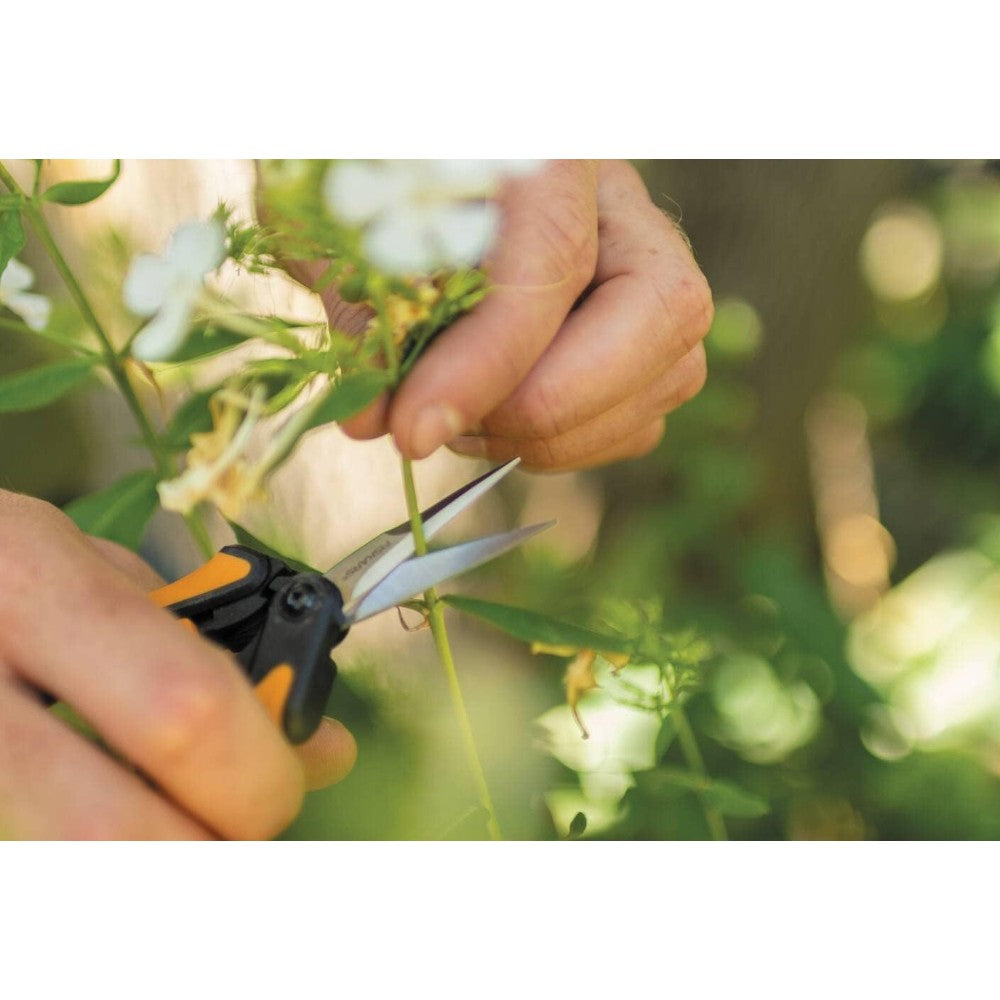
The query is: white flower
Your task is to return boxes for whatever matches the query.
[0,258,52,332]
[124,219,226,361]
[323,160,543,275]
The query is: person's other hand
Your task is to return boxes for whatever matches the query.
[0,491,356,839]
[291,159,713,471]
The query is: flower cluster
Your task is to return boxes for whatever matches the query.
[323,160,540,275]
[130,161,544,520]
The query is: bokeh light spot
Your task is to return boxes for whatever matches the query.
[826,514,897,589]
[707,297,763,360]
[861,204,943,303]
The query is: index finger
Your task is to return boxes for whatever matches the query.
[388,160,600,460]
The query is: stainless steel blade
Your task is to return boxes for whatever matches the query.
[325,458,521,605]
[345,520,555,623]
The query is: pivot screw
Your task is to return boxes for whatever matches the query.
[282,581,320,618]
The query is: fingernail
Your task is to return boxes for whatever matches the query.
[408,403,465,458]
[448,435,488,458]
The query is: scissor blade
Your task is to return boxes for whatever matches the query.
[345,520,555,624]
[325,458,521,605]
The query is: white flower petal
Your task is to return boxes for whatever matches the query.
[6,291,52,332]
[131,296,195,361]
[325,161,406,225]
[157,463,217,514]
[426,160,544,197]
[0,257,35,296]
[496,159,545,177]
[167,219,226,278]
[430,202,500,268]
[426,160,503,196]
[123,255,174,315]
[363,207,438,274]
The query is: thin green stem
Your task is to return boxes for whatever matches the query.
[402,458,502,840]
[673,704,727,841]
[370,279,399,384]
[0,161,214,560]
[401,458,429,555]
[372,274,501,840]
[184,509,216,559]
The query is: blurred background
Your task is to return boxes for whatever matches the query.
[4,159,1000,839]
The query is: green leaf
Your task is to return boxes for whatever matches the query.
[654,716,677,760]
[160,323,248,364]
[263,376,308,415]
[0,357,96,413]
[41,160,121,206]
[642,767,770,818]
[442,594,632,655]
[161,387,217,452]
[305,371,389,431]
[337,270,368,303]
[434,804,491,840]
[567,812,588,839]
[228,521,317,574]
[0,207,26,277]
[700,779,770,818]
[63,470,160,552]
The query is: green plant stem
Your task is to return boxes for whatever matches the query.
[674,704,728,841]
[371,280,400,383]
[184,507,216,559]
[0,162,214,560]
[401,457,503,840]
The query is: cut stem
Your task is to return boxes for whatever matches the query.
[369,277,501,840]
[401,458,503,840]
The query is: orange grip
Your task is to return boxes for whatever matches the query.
[150,551,253,609]
[253,664,295,727]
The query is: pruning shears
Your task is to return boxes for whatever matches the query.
[149,459,551,744]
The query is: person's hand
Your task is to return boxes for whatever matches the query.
[294,159,713,471]
[0,491,356,839]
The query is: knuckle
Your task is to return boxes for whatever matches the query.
[604,159,649,199]
[513,378,573,441]
[650,268,714,358]
[141,662,234,766]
